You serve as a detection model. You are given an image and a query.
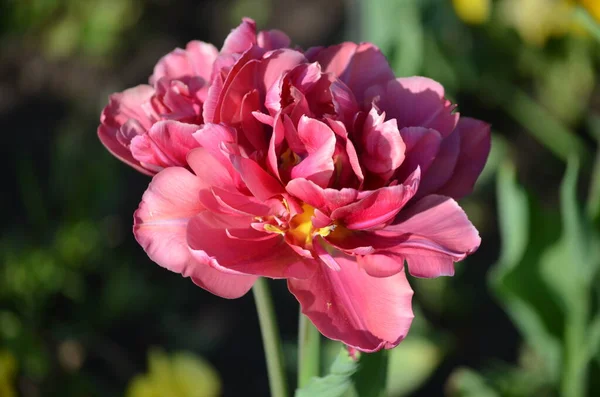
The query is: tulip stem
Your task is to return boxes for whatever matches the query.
[253,278,289,397]
[297,312,321,387]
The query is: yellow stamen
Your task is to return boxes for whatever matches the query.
[264,224,285,235]
[289,204,315,245]
[288,204,338,246]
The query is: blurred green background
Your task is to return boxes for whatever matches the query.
[1,0,600,396]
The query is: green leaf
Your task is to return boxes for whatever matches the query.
[295,347,359,397]
[539,157,600,397]
[361,0,423,76]
[489,161,563,382]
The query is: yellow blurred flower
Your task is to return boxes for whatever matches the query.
[500,0,600,46]
[0,350,17,397]
[126,349,221,397]
[452,0,492,25]
[500,0,573,46]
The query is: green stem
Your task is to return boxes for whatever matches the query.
[253,278,289,397]
[353,349,389,397]
[297,312,321,387]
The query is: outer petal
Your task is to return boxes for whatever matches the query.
[257,29,292,50]
[150,41,218,85]
[414,127,460,198]
[133,167,256,298]
[385,195,481,278]
[379,77,458,137]
[308,42,395,104]
[187,212,316,279]
[130,120,200,170]
[436,118,491,200]
[98,85,156,174]
[288,254,414,352]
[395,127,442,182]
[221,17,257,55]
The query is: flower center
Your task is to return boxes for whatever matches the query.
[263,203,333,247]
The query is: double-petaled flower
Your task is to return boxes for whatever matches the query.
[99,18,490,352]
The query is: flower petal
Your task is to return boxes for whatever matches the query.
[415,127,460,198]
[395,127,442,182]
[221,17,257,55]
[230,155,284,201]
[308,42,395,104]
[257,29,292,50]
[187,212,316,279]
[150,41,218,85]
[98,85,156,174]
[331,169,420,230]
[130,120,200,170]
[187,147,235,190]
[357,253,405,278]
[291,117,336,187]
[379,77,459,137]
[133,167,255,298]
[288,254,414,352]
[385,195,481,278]
[436,117,491,200]
[286,178,360,215]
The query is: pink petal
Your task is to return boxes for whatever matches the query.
[218,59,261,125]
[150,41,218,85]
[187,147,235,190]
[202,72,224,123]
[266,112,286,179]
[230,155,284,201]
[360,107,405,176]
[210,186,275,216]
[257,29,292,50]
[358,253,406,278]
[133,167,255,298]
[331,169,420,230]
[265,63,322,115]
[98,85,156,174]
[192,123,236,166]
[187,212,316,279]
[330,79,360,127]
[395,127,442,182]
[385,195,481,278]
[288,254,414,352]
[291,117,336,187]
[308,42,395,104]
[380,77,459,137]
[325,118,364,187]
[205,46,264,123]
[261,49,308,94]
[130,120,200,169]
[436,118,491,200]
[286,178,360,215]
[221,18,257,56]
[415,127,460,198]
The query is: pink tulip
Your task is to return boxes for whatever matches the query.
[117,19,490,352]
